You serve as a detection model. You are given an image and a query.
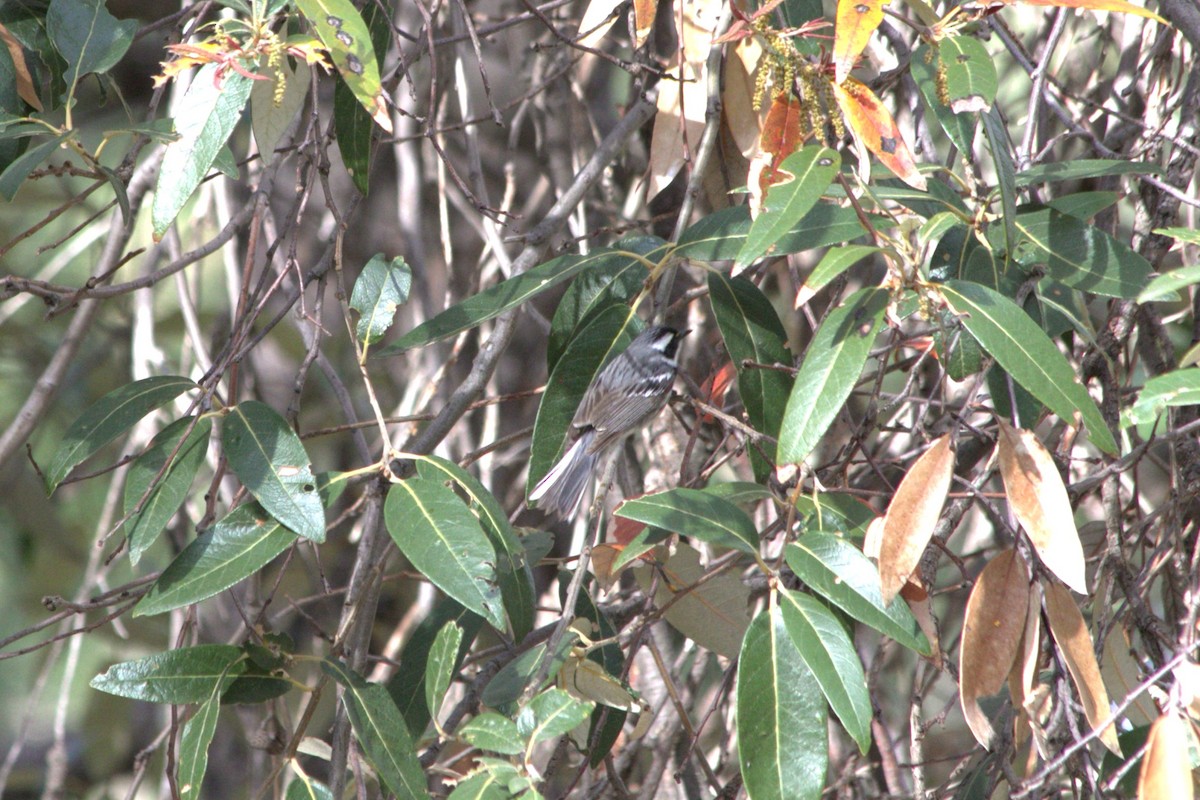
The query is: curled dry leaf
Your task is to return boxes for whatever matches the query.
[833,0,888,84]
[1100,629,1158,728]
[1043,582,1120,755]
[831,77,927,190]
[723,38,768,159]
[1007,582,1042,750]
[1138,712,1195,800]
[996,420,1088,594]
[878,434,954,604]
[959,549,1030,749]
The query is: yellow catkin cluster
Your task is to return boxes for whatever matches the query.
[933,46,951,108]
[751,17,799,111]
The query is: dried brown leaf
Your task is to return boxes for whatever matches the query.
[1008,582,1042,750]
[960,549,1030,748]
[996,420,1088,594]
[723,38,767,159]
[633,0,657,48]
[1138,712,1195,800]
[879,435,954,604]
[1100,629,1158,728]
[1043,582,1120,754]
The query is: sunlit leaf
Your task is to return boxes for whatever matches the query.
[1043,582,1120,754]
[878,434,954,604]
[295,0,392,132]
[833,0,886,84]
[833,77,926,190]
[350,254,412,348]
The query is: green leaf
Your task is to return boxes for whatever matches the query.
[387,600,482,736]
[1046,191,1120,220]
[384,478,505,630]
[90,645,246,703]
[803,244,883,297]
[940,280,1117,454]
[124,416,211,565]
[1012,209,1152,298]
[736,602,827,800]
[1015,158,1163,187]
[425,621,463,724]
[135,502,296,616]
[220,662,292,704]
[516,689,594,745]
[526,305,641,491]
[777,287,888,466]
[446,769,515,800]
[708,273,793,481]
[250,56,310,165]
[0,131,71,200]
[936,36,997,113]
[736,146,841,267]
[481,632,578,714]
[46,0,136,100]
[331,0,390,192]
[981,107,1018,254]
[778,589,872,754]
[458,712,524,755]
[616,488,758,555]
[793,493,876,535]
[321,660,429,800]
[45,375,196,493]
[1125,368,1200,427]
[910,42,976,155]
[675,203,876,262]
[377,247,627,356]
[1138,264,1200,303]
[295,0,391,133]
[785,535,931,654]
[223,400,326,542]
[545,237,660,372]
[286,775,334,800]
[178,667,238,800]
[413,456,535,640]
[152,65,253,237]
[351,254,412,348]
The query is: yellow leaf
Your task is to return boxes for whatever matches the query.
[960,549,1030,748]
[1138,713,1196,800]
[834,0,888,84]
[1043,582,1120,754]
[832,77,927,190]
[878,434,955,604]
[996,420,1088,594]
[1002,0,1165,24]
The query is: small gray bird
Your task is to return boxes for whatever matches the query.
[529,325,687,518]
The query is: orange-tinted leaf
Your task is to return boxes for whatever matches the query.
[747,93,806,215]
[633,0,657,48]
[0,23,41,111]
[904,586,943,668]
[590,543,622,588]
[1138,713,1195,800]
[700,362,738,424]
[996,420,1088,594]
[1043,582,1120,754]
[834,0,887,84]
[878,435,954,604]
[610,516,647,546]
[960,549,1030,748]
[832,77,927,190]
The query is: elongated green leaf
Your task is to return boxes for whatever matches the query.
[777,287,888,466]
[480,632,579,714]
[388,601,482,735]
[413,456,534,640]
[794,493,877,535]
[737,601,827,800]
[616,488,758,555]
[1015,159,1163,187]
[223,401,325,542]
[737,146,841,267]
[178,667,238,800]
[517,689,594,745]
[1046,191,1120,220]
[785,535,931,654]
[332,0,390,193]
[45,375,196,493]
[90,645,245,703]
[708,272,793,480]
[286,775,334,800]
[425,622,462,724]
[447,767,518,800]
[124,416,211,565]
[937,36,997,113]
[546,237,660,372]
[526,305,641,490]
[296,0,391,133]
[135,503,296,616]
[458,713,524,755]
[941,280,1117,454]
[676,203,873,262]
[0,131,71,200]
[1125,368,1200,427]
[981,108,1017,254]
[377,246,631,356]
[46,0,135,96]
[152,65,253,237]
[802,244,883,298]
[351,254,412,348]
[911,42,976,155]
[1138,263,1200,303]
[384,478,505,630]
[1012,209,1151,298]
[322,660,428,800]
[778,589,872,754]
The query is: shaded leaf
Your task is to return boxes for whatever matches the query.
[981,107,1018,252]
[250,56,309,165]
[425,622,463,725]
[1043,582,1120,754]
[878,434,954,604]
[45,375,196,493]
[46,0,136,96]
[516,688,594,745]
[1138,713,1194,800]
[458,712,524,755]
[1015,158,1162,187]
[675,203,878,262]
[178,670,237,800]
[481,631,579,714]
[1125,367,1200,427]
[331,0,390,192]
[223,401,325,542]
[124,415,212,565]
[797,244,882,306]
[937,36,996,113]
[387,600,482,736]
[1012,209,1152,299]
[0,131,71,200]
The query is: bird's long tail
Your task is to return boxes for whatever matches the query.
[529,431,599,518]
